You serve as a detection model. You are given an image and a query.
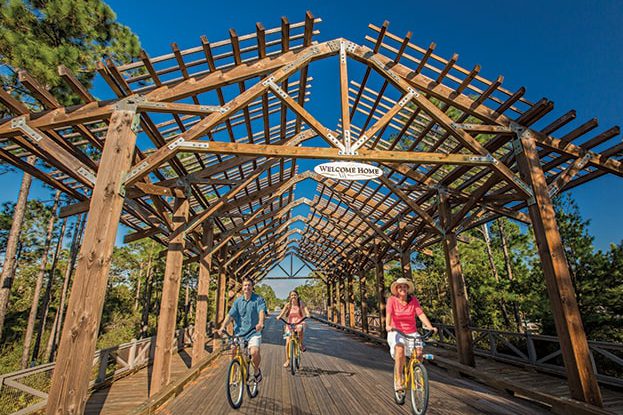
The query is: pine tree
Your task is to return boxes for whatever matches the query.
[0,0,140,109]
[0,0,141,343]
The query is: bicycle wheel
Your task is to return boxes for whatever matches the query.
[246,360,259,398]
[226,359,244,409]
[295,341,301,370]
[409,363,429,415]
[289,339,296,375]
[393,365,406,405]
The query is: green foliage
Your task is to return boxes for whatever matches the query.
[0,0,141,112]
[255,284,279,312]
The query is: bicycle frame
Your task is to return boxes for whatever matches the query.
[391,328,434,414]
[280,317,307,374]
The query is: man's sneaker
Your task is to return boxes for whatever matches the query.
[255,369,263,383]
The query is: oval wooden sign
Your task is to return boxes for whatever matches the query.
[314,161,383,180]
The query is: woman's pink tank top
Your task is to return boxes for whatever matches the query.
[287,303,303,323]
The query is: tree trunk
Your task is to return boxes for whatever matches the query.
[20,190,60,369]
[481,224,511,328]
[183,282,190,327]
[497,220,523,331]
[33,216,67,364]
[0,156,35,340]
[49,214,85,361]
[140,252,154,338]
[134,268,143,312]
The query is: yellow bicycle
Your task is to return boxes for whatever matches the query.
[280,317,307,375]
[220,328,259,409]
[391,328,435,415]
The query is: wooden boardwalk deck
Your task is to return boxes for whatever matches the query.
[158,317,551,414]
[85,348,197,414]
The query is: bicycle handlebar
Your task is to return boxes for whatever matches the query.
[390,327,435,341]
[215,326,256,339]
[279,316,307,327]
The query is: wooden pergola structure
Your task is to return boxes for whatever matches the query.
[1,12,621,413]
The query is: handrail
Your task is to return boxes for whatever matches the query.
[0,326,198,415]
[320,310,623,388]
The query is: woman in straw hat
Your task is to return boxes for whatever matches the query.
[386,277,437,392]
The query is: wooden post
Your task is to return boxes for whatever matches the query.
[401,248,412,279]
[326,282,332,321]
[150,196,189,396]
[338,277,346,326]
[360,272,369,333]
[331,279,338,323]
[347,275,355,327]
[375,259,387,338]
[439,190,475,367]
[515,128,602,406]
[46,109,137,415]
[192,219,213,365]
[215,259,227,326]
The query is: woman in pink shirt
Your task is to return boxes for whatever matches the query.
[276,290,310,368]
[385,277,437,392]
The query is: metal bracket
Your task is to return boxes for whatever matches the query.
[179,141,210,150]
[167,137,186,150]
[125,161,150,183]
[11,116,43,142]
[115,95,144,112]
[130,113,141,133]
[76,166,97,186]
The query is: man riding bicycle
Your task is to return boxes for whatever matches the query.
[218,277,267,383]
[386,277,437,393]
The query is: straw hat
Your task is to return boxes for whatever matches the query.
[390,277,415,296]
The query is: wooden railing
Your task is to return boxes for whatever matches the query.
[324,310,623,388]
[0,326,195,415]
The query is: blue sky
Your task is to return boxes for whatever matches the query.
[2,0,622,298]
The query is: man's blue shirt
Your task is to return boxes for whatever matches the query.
[228,292,267,339]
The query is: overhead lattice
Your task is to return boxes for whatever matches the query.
[1,12,621,284]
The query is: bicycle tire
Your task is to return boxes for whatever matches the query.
[409,363,429,415]
[246,360,259,398]
[289,338,296,375]
[226,359,244,409]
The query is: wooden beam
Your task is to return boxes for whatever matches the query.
[378,175,442,233]
[46,109,138,415]
[359,273,369,333]
[439,189,475,367]
[151,197,189,396]
[375,254,387,338]
[123,226,162,244]
[177,140,494,165]
[192,219,214,365]
[515,128,603,406]
[347,275,356,328]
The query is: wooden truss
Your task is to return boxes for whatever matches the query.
[1,12,620,413]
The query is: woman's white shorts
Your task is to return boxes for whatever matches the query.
[387,331,419,359]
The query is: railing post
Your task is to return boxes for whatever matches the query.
[488,330,496,356]
[526,332,537,364]
[97,350,108,384]
[129,339,137,370]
